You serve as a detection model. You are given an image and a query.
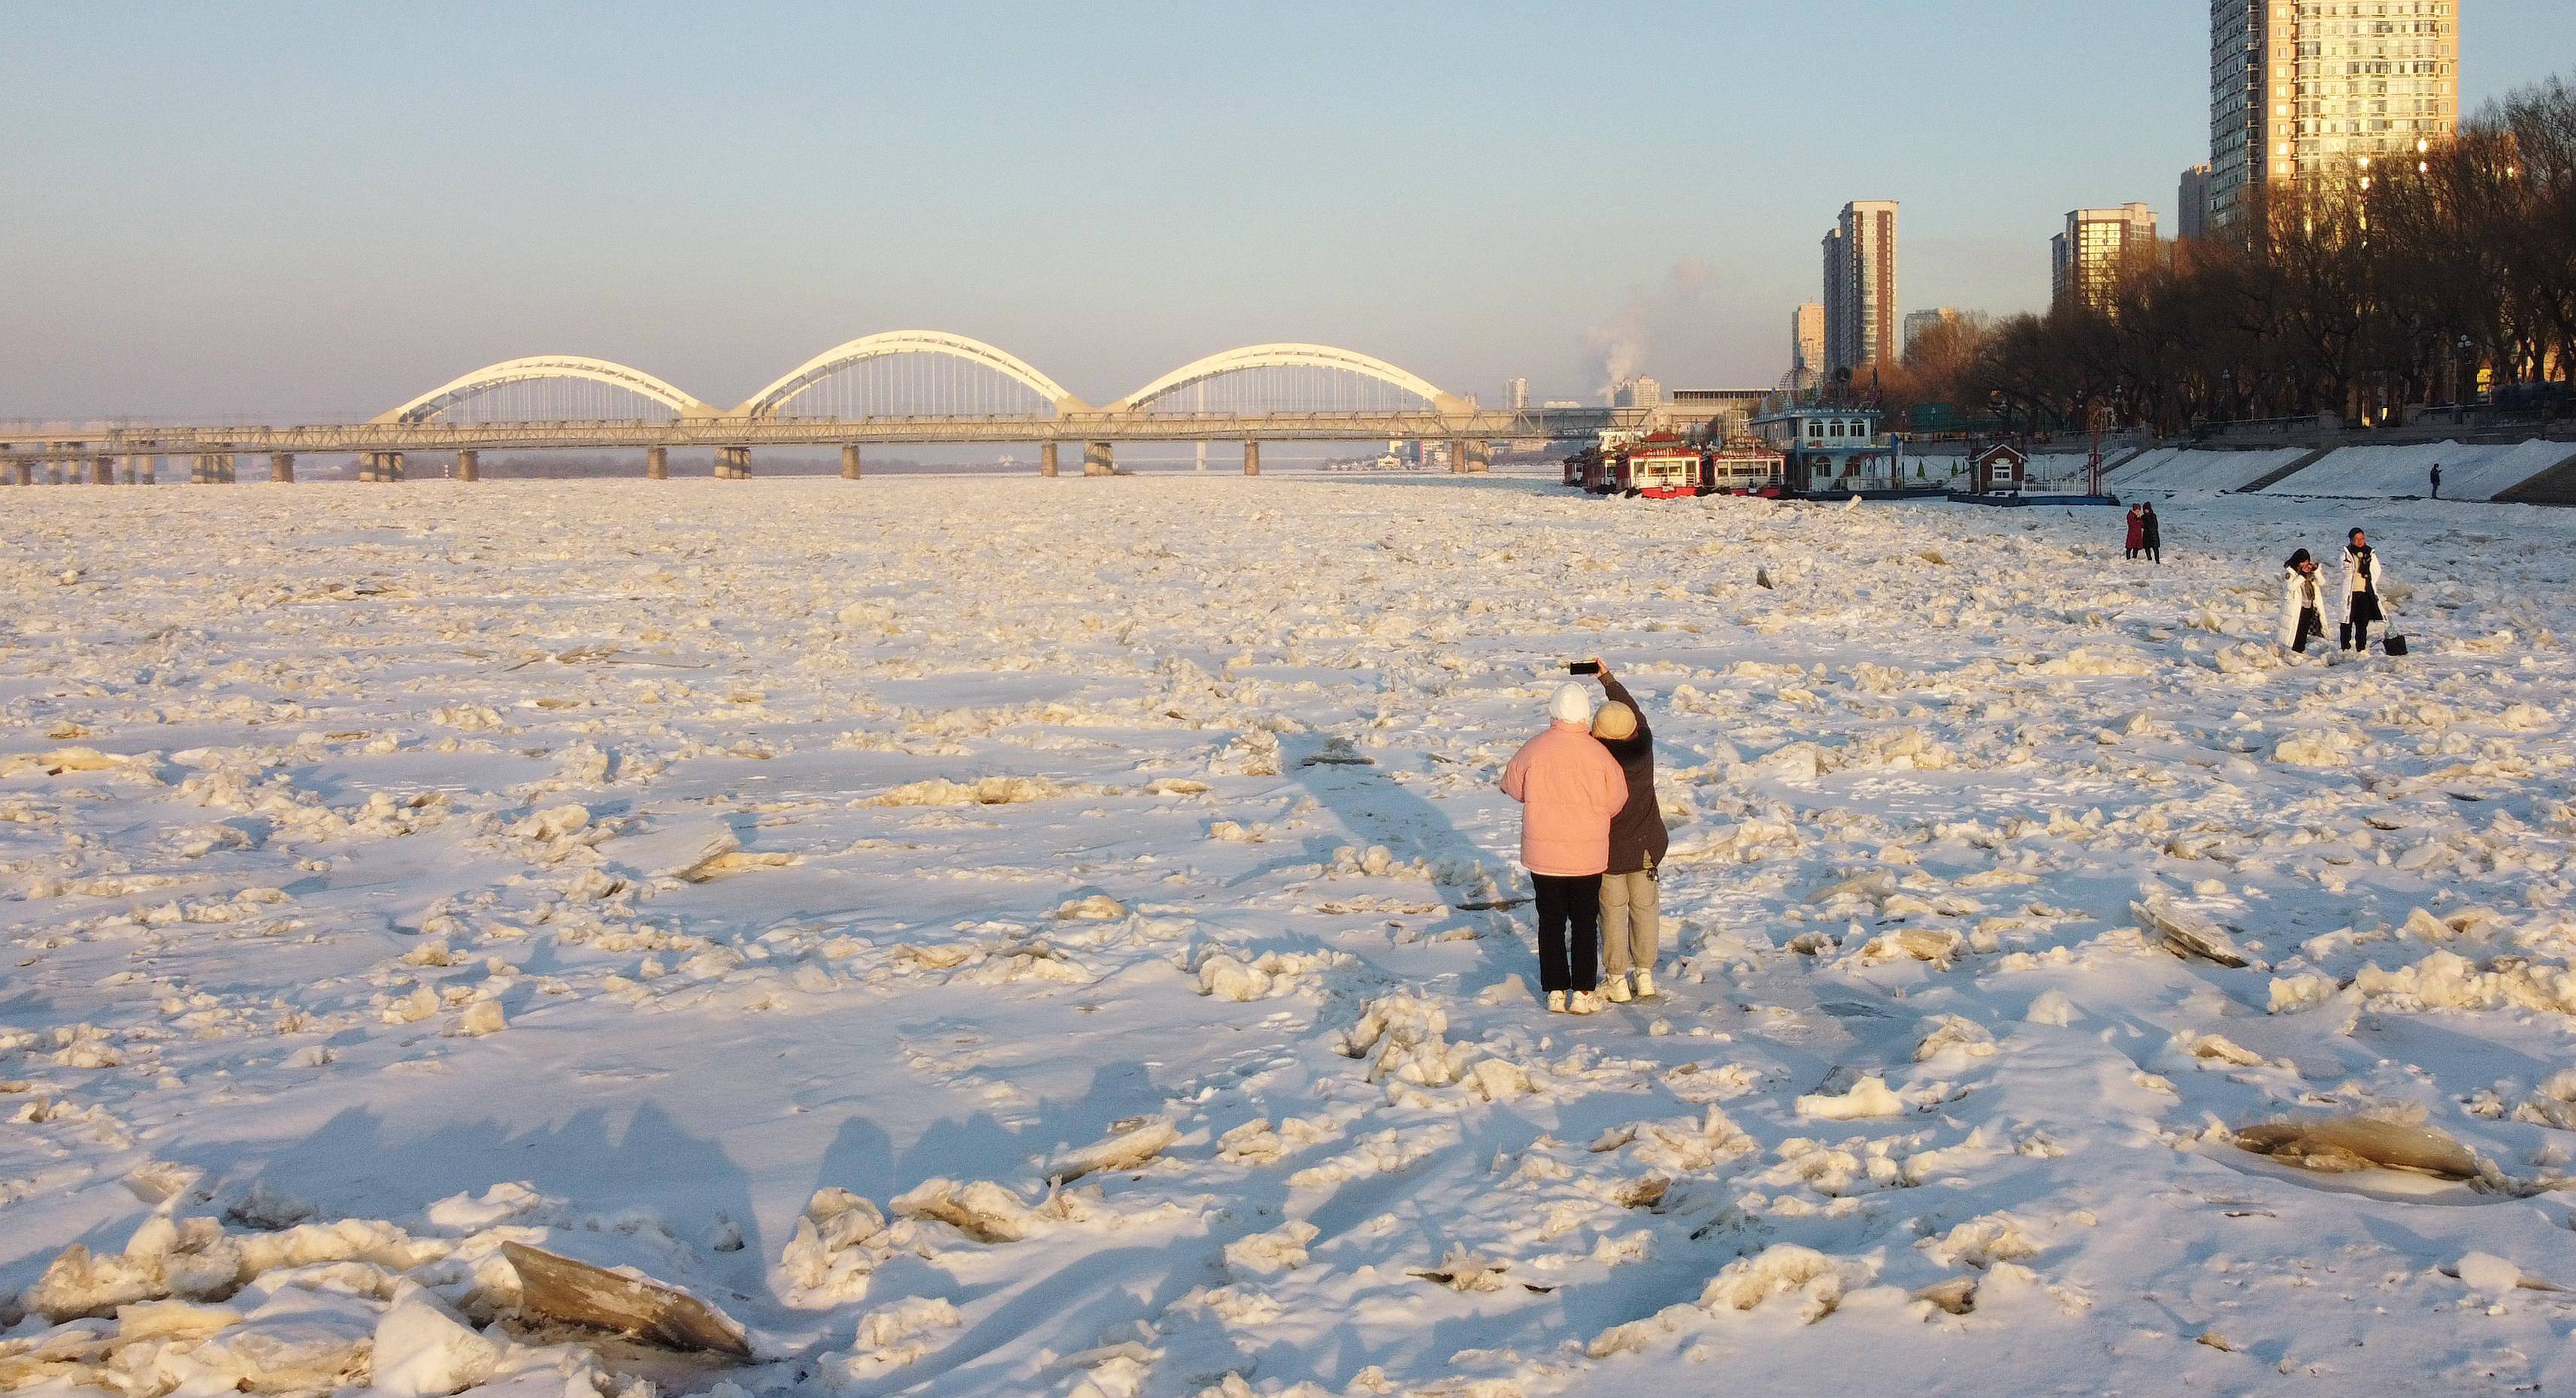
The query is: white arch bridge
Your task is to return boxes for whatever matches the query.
[2,333,1642,483]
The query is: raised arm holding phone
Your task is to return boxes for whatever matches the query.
[1585,658,1669,1000]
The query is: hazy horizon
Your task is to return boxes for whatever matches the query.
[7,1,2571,422]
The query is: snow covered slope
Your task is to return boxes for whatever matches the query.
[2272,438,2576,501]
[2110,446,2312,493]
[2,479,2573,1396]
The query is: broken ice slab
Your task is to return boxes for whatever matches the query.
[500,1242,752,1357]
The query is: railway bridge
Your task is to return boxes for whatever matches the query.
[2,333,1642,483]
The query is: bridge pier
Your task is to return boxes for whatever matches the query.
[1082,441,1115,477]
[359,451,403,483]
[1039,442,1058,477]
[715,446,751,480]
[89,456,112,486]
[270,453,294,483]
[647,446,667,480]
[840,444,861,480]
[456,449,480,483]
[1243,441,1261,476]
[219,454,238,483]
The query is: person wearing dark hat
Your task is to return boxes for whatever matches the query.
[2341,528,2387,652]
[1584,659,1669,1002]
[2278,549,2326,652]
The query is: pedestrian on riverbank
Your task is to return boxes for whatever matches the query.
[2140,502,2163,564]
[1500,682,1627,1015]
[2341,528,2387,652]
[2430,461,2442,499]
[1585,660,1668,1003]
[2124,504,2147,560]
[2278,549,2326,652]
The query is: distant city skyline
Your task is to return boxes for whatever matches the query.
[4,1,2570,419]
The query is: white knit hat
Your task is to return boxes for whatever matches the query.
[1548,682,1594,725]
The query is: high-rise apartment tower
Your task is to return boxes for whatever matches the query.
[2052,204,2161,313]
[1822,201,1898,376]
[2178,163,2211,240]
[2209,0,2459,225]
[1790,303,1827,386]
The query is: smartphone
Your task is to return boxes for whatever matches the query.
[1568,661,1600,676]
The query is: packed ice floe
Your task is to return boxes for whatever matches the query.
[3,475,2575,1396]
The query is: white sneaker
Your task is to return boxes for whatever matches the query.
[1546,990,1567,1014]
[1633,970,1655,998]
[1602,974,1633,1003]
[1568,991,1603,1015]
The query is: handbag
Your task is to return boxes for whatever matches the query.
[2384,634,2409,655]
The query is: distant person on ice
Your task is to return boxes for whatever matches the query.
[2124,504,2147,560]
[2429,461,2442,499]
[2341,527,2387,652]
[2279,549,2326,652]
[2139,502,2163,564]
[1585,659,1668,1003]
[1500,682,1627,1015]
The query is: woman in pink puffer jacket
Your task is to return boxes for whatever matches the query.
[1500,682,1628,1013]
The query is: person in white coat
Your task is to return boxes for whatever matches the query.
[2278,549,2327,652]
[2340,527,2387,652]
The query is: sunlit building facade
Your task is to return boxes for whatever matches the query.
[2051,204,2161,313]
[2210,0,2460,225]
[1822,201,1898,376]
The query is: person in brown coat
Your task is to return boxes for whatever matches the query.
[1586,660,1669,1001]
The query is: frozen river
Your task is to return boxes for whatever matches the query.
[3,476,2572,1396]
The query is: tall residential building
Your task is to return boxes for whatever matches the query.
[1612,376,1663,410]
[2209,0,2460,225]
[1902,308,1960,359]
[1503,377,1530,411]
[2178,163,2211,240]
[1791,302,1826,384]
[1822,201,1898,377]
[2052,204,2161,312]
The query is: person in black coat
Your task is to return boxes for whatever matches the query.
[1586,659,1669,1001]
[2139,502,2163,564]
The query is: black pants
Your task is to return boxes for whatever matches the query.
[2293,607,2324,652]
[1532,873,1600,993]
[2147,545,2161,564]
[2343,593,2382,651]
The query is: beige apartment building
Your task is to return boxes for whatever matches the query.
[1821,201,1898,376]
[2051,204,2161,313]
[1790,302,1826,387]
[2209,0,2459,225]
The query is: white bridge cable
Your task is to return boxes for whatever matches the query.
[1140,363,1424,416]
[770,351,1052,420]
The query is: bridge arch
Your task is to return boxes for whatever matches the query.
[1114,343,1458,413]
[375,356,720,425]
[736,331,1086,418]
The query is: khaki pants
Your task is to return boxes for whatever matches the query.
[1600,868,1660,976]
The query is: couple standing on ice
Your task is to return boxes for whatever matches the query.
[1498,661,1666,1014]
[2279,527,2393,655]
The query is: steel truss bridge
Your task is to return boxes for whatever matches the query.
[2,332,1644,483]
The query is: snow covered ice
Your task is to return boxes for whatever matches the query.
[3,474,2575,1396]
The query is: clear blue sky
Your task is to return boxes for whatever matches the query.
[5,1,2571,420]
